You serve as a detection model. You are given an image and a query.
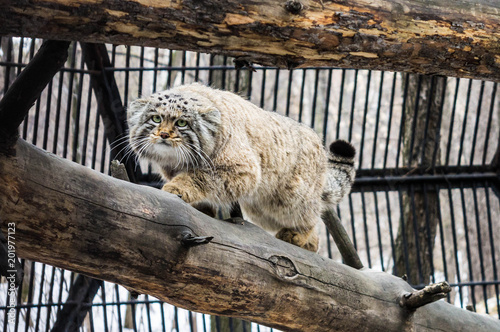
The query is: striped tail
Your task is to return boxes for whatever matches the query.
[322,140,356,206]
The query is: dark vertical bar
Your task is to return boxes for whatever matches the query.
[285,70,293,117]
[335,69,346,140]
[322,69,333,143]
[457,80,473,166]
[44,267,57,332]
[272,68,280,112]
[383,72,397,170]
[2,38,14,95]
[100,285,109,332]
[397,188,411,278]
[385,190,397,276]
[482,83,497,166]
[91,108,100,170]
[310,69,319,128]
[447,185,464,307]
[396,73,410,169]
[207,54,214,86]
[435,188,450,301]
[459,183,476,309]
[484,184,500,319]
[160,302,167,332]
[52,69,65,154]
[445,78,460,166]
[371,71,384,169]
[31,96,42,145]
[246,69,253,99]
[373,191,385,271]
[409,184,424,284]
[298,69,306,122]
[358,70,372,168]
[471,183,488,312]
[194,52,200,83]
[360,188,371,267]
[407,75,423,167]
[62,43,77,159]
[71,55,85,162]
[174,307,180,332]
[42,79,53,150]
[34,263,47,331]
[470,81,485,166]
[114,285,124,332]
[348,195,357,250]
[138,47,145,97]
[260,68,266,108]
[23,261,36,332]
[422,183,436,283]
[181,51,187,84]
[347,70,358,142]
[153,48,159,93]
[188,310,195,332]
[81,81,93,166]
[145,295,153,332]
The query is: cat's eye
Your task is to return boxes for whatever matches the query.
[151,115,162,123]
[176,119,187,127]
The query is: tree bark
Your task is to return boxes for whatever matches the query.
[1,139,499,332]
[1,0,500,82]
[394,75,445,286]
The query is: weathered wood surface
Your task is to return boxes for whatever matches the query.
[1,1,500,82]
[1,139,499,332]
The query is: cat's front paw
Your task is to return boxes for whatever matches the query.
[162,183,195,203]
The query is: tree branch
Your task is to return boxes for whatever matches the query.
[0,40,70,153]
[321,208,363,269]
[1,139,499,332]
[399,281,452,310]
[0,1,499,82]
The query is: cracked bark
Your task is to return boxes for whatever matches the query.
[1,139,499,332]
[0,0,500,82]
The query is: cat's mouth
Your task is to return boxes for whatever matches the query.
[149,134,182,147]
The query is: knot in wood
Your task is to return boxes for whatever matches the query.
[284,0,303,15]
[269,255,298,279]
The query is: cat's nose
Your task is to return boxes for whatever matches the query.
[159,132,169,139]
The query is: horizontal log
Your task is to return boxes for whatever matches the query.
[1,139,499,332]
[0,1,500,81]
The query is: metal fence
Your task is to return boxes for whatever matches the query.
[0,38,499,331]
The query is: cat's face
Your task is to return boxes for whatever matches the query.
[127,88,221,170]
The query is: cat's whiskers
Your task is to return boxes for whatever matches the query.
[133,139,154,166]
[180,144,198,169]
[119,136,150,164]
[184,142,215,174]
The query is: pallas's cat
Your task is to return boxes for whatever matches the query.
[127,83,355,252]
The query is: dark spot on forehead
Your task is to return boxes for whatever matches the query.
[190,98,198,101]
[184,101,188,105]
[158,97,163,101]
[165,95,170,99]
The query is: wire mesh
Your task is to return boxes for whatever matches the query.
[0,38,499,331]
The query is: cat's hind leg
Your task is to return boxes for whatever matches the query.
[275,227,318,252]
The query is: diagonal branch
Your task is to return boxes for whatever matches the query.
[0,40,70,153]
[1,139,499,332]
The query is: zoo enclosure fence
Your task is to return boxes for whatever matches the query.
[0,38,499,331]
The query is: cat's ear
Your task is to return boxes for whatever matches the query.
[127,99,148,121]
[201,108,221,125]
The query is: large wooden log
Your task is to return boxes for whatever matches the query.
[1,139,499,332]
[0,0,500,82]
